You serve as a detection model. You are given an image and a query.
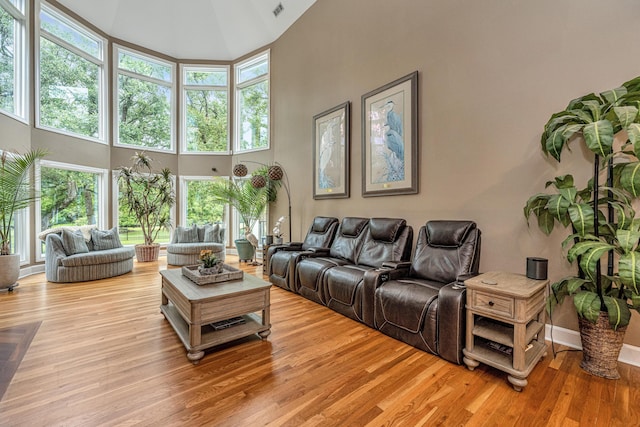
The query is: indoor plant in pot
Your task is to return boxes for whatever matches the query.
[209,177,267,262]
[117,152,175,262]
[524,76,640,378]
[0,148,48,290]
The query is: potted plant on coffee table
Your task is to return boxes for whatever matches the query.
[524,75,640,379]
[0,148,48,290]
[117,152,175,262]
[208,177,268,262]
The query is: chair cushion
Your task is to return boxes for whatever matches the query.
[61,229,89,256]
[312,216,337,233]
[91,227,122,250]
[426,220,475,247]
[176,225,199,243]
[376,279,442,333]
[203,224,220,242]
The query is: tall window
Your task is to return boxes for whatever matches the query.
[37,3,106,141]
[235,51,269,153]
[181,65,229,153]
[36,161,108,259]
[180,176,226,226]
[115,46,175,152]
[0,0,26,119]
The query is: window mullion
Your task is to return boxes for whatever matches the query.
[40,30,102,66]
[0,0,24,20]
[118,68,172,87]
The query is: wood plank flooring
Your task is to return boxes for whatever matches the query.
[0,256,638,426]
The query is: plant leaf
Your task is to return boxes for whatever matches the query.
[573,291,601,323]
[567,203,594,237]
[545,127,568,161]
[619,251,640,294]
[601,87,627,104]
[620,162,640,197]
[626,123,640,158]
[602,296,631,329]
[578,244,615,282]
[583,120,614,157]
[614,106,638,128]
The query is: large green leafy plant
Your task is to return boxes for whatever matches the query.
[117,152,175,246]
[0,148,48,255]
[208,178,268,234]
[524,76,640,330]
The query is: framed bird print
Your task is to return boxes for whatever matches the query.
[313,101,350,199]
[361,71,418,197]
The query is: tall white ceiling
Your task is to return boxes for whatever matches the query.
[56,0,317,60]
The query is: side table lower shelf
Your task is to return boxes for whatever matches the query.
[463,339,547,390]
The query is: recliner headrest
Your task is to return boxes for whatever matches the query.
[369,218,405,243]
[311,216,338,233]
[340,217,369,237]
[426,220,476,247]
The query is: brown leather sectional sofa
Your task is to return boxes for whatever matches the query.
[267,217,481,364]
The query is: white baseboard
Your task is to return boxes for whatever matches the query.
[546,324,640,368]
[19,264,45,278]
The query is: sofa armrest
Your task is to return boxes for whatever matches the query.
[436,283,467,364]
[45,233,67,282]
[381,261,411,269]
[306,247,330,255]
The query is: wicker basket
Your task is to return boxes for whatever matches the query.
[578,312,627,379]
[134,244,160,262]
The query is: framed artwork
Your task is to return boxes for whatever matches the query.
[313,101,350,199]
[361,71,418,197]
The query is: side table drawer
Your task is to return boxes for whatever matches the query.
[471,290,514,318]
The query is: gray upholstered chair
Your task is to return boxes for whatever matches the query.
[369,220,481,364]
[166,224,226,266]
[267,216,339,291]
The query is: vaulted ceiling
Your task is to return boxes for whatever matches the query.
[56,0,317,60]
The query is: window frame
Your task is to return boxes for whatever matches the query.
[35,160,109,261]
[180,64,230,155]
[35,1,107,143]
[113,44,176,154]
[234,50,270,154]
[0,0,28,122]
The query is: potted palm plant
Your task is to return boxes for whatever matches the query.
[524,75,640,378]
[0,148,48,290]
[208,177,268,262]
[117,152,175,262]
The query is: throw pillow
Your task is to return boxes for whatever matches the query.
[176,225,199,243]
[203,224,220,242]
[91,227,123,250]
[61,229,89,256]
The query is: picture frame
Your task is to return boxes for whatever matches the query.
[313,101,350,199]
[361,71,418,197]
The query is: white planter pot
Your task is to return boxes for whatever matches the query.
[0,254,20,290]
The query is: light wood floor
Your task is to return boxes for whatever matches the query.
[0,256,638,426]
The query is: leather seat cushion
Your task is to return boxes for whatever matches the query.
[297,257,348,291]
[376,278,442,332]
[325,264,374,306]
[270,250,303,277]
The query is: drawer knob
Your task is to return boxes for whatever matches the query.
[488,301,495,306]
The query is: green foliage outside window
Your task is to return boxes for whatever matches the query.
[185,180,225,225]
[117,51,172,150]
[40,166,100,230]
[0,6,16,114]
[238,80,268,151]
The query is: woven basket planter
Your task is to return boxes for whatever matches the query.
[578,312,627,379]
[134,244,160,262]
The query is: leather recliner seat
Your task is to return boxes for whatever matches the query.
[369,220,481,364]
[294,217,370,305]
[323,218,413,327]
[267,216,339,291]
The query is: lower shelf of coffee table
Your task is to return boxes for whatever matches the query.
[161,302,268,352]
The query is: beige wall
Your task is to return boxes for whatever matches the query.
[269,0,640,344]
